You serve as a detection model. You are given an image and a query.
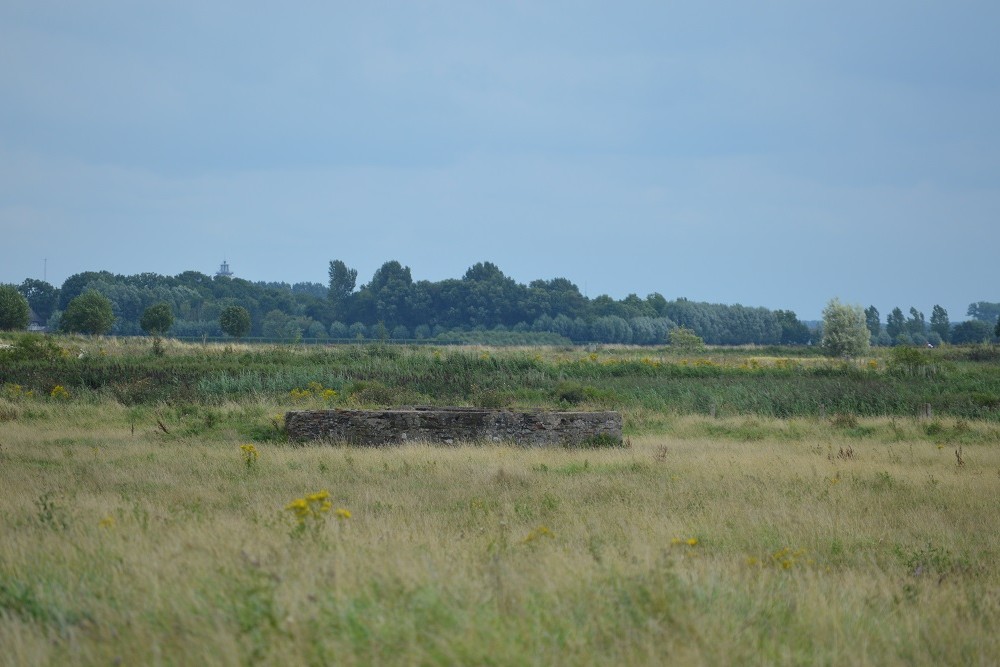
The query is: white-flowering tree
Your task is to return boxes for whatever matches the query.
[821,298,870,357]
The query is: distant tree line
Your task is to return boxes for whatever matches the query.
[862,302,1000,347]
[4,262,998,346]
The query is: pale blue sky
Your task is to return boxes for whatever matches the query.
[2,1,998,320]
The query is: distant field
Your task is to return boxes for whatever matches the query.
[1,337,999,664]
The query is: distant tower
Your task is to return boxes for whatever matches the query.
[216,260,233,277]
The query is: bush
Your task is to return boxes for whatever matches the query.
[0,334,63,362]
[888,346,929,375]
[554,381,588,405]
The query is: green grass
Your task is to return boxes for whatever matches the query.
[1,401,998,665]
[1,337,999,664]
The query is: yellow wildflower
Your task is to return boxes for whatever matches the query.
[522,525,553,544]
[285,498,309,512]
[240,444,258,460]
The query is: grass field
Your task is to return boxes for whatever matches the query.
[1,338,999,665]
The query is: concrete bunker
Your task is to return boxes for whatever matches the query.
[284,407,623,447]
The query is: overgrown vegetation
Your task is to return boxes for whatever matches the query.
[1,401,997,664]
[3,335,1000,421]
[2,338,1000,664]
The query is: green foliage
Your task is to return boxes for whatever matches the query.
[5,342,1000,423]
[951,320,994,345]
[821,298,870,358]
[17,279,59,322]
[0,333,63,362]
[0,284,30,330]
[219,306,251,339]
[930,305,950,343]
[774,310,811,345]
[967,301,1000,323]
[578,433,626,448]
[60,290,115,335]
[906,307,926,340]
[888,346,930,375]
[885,307,906,342]
[2,263,823,345]
[864,305,881,341]
[668,326,704,351]
[328,259,358,320]
[554,381,587,405]
[140,302,174,336]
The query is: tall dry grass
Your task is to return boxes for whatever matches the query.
[1,402,998,665]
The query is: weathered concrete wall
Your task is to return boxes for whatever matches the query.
[285,407,623,447]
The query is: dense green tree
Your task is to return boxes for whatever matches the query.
[669,326,704,351]
[775,310,811,345]
[906,308,926,338]
[61,290,115,335]
[629,316,672,345]
[951,320,994,344]
[930,305,950,343]
[17,279,60,322]
[967,301,1000,323]
[261,310,290,339]
[348,322,368,340]
[140,303,174,336]
[86,279,145,332]
[885,307,906,342]
[821,298,870,357]
[460,262,526,328]
[996,316,1000,339]
[9,260,861,345]
[590,315,632,343]
[328,321,350,340]
[327,260,358,320]
[527,278,587,321]
[864,306,881,342]
[645,292,669,317]
[59,271,114,310]
[219,306,251,339]
[359,261,414,328]
[0,284,30,330]
[292,282,328,299]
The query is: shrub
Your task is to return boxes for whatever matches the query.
[554,381,587,405]
[0,334,63,362]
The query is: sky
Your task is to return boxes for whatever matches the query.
[2,1,998,321]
